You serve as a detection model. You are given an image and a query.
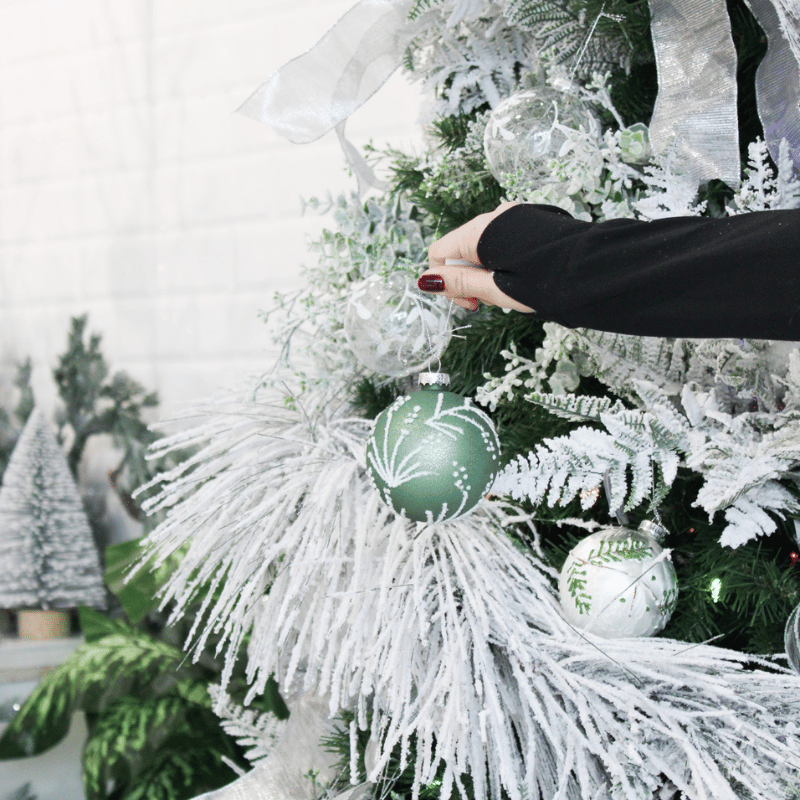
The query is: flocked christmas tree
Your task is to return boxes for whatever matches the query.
[0,407,105,612]
[120,0,800,798]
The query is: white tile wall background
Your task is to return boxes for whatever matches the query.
[0,0,425,424]
[0,3,424,791]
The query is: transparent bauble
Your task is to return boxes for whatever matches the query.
[484,87,594,192]
[343,273,453,378]
[558,520,678,638]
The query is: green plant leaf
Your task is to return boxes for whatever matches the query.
[104,538,185,624]
[82,681,219,800]
[0,628,189,759]
[117,745,238,800]
[87,696,245,800]
[78,606,130,642]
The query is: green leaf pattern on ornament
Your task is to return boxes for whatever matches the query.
[566,538,656,616]
[660,585,679,618]
[586,538,653,565]
[565,561,592,615]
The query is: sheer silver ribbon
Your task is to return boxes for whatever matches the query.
[745,0,800,173]
[191,693,368,800]
[238,0,424,192]
[648,0,741,186]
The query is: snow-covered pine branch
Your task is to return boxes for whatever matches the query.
[405,4,536,117]
[493,382,685,514]
[208,685,285,766]
[140,375,800,800]
[493,375,800,547]
[730,138,800,213]
[501,0,633,75]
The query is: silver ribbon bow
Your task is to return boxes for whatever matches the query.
[746,0,800,174]
[238,0,424,192]
[647,0,741,186]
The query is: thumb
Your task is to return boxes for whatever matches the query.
[417,263,534,313]
[427,202,518,270]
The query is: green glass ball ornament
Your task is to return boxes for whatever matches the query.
[559,520,678,638]
[365,373,501,523]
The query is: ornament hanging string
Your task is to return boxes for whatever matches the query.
[569,2,626,79]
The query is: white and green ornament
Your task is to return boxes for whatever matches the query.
[344,273,453,378]
[559,520,678,638]
[483,85,595,193]
[365,373,500,523]
[785,602,800,674]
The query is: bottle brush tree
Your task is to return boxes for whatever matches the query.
[0,407,105,613]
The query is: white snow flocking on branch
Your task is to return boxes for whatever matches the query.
[484,325,800,547]
[208,684,285,766]
[139,377,800,800]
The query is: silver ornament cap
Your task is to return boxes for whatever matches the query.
[418,372,450,387]
[638,519,669,544]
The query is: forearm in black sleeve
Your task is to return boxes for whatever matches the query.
[476,204,800,340]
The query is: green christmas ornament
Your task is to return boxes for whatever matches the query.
[365,373,501,522]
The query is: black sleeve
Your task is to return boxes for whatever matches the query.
[476,203,800,341]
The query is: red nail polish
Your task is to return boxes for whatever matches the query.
[418,274,445,292]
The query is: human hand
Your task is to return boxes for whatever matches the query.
[418,202,534,313]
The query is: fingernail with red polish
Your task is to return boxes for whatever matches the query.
[466,298,479,312]
[418,274,445,292]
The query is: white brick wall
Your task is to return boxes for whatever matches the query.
[0,0,425,429]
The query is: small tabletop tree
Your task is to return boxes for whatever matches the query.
[0,408,105,638]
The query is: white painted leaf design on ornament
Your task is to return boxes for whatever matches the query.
[367,397,436,489]
[422,393,498,447]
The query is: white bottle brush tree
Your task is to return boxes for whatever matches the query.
[0,407,105,612]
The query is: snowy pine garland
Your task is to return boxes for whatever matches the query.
[138,376,800,800]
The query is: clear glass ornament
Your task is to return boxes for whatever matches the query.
[558,520,678,638]
[484,87,594,191]
[344,273,453,377]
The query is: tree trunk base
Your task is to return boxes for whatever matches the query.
[18,609,70,640]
